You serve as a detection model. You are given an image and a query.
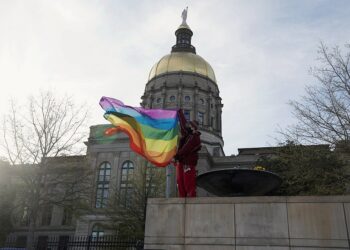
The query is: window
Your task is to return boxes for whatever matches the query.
[197,112,204,125]
[120,161,134,205]
[62,208,73,225]
[58,236,69,249]
[37,236,48,249]
[19,206,29,226]
[145,166,159,197]
[213,147,221,157]
[200,98,204,105]
[184,96,191,102]
[211,117,215,127]
[156,98,162,104]
[95,162,111,208]
[41,205,52,226]
[16,236,27,248]
[211,103,214,108]
[184,110,191,121]
[92,225,104,238]
[170,95,176,102]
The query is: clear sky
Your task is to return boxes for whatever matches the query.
[0,0,349,155]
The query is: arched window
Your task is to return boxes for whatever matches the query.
[184,96,191,102]
[170,95,176,102]
[95,162,111,208]
[156,98,162,104]
[41,205,53,226]
[197,112,204,125]
[19,205,29,226]
[62,208,73,226]
[120,161,134,205]
[184,110,191,121]
[91,224,104,238]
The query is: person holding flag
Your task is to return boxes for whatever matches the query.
[99,97,201,197]
[174,110,201,198]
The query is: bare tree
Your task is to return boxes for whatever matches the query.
[283,42,350,149]
[105,158,166,239]
[0,91,91,249]
[2,91,88,164]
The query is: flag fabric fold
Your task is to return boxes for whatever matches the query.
[99,96,179,167]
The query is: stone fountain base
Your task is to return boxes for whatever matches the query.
[197,169,282,196]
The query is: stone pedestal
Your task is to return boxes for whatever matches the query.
[144,196,350,250]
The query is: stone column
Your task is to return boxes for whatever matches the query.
[218,102,223,134]
[177,82,183,110]
[207,91,213,127]
[193,85,198,122]
[161,84,166,109]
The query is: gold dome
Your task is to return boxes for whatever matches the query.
[148,52,216,83]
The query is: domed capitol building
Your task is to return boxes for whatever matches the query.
[82,15,278,233]
[7,12,280,241]
[4,8,350,250]
[142,21,224,157]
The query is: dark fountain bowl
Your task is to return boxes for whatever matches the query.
[197,168,282,196]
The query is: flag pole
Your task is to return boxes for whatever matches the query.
[166,164,175,198]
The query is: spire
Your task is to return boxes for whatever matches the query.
[171,7,196,54]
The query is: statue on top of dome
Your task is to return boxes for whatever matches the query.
[181,7,188,25]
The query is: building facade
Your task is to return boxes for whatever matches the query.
[5,17,276,244]
[76,16,273,236]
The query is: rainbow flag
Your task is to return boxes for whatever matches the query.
[99,97,179,167]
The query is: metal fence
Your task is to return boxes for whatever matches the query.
[3,235,143,250]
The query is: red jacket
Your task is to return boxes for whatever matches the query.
[176,110,202,165]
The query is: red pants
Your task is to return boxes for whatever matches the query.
[176,162,196,197]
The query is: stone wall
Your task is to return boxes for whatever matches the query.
[144,196,350,250]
